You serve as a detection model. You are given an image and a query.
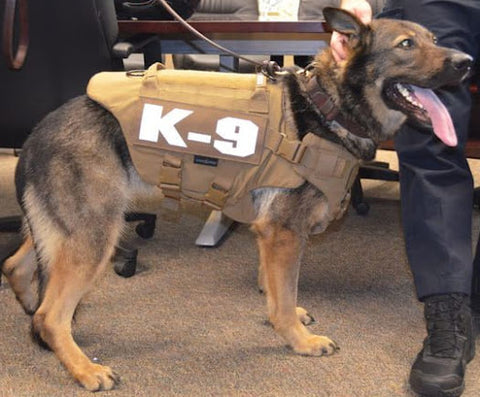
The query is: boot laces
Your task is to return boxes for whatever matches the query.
[424,294,468,358]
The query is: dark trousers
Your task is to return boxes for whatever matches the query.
[380,0,480,299]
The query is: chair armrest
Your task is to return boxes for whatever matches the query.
[112,34,159,58]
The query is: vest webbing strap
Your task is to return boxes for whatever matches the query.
[159,155,182,199]
[204,176,233,210]
[159,153,234,210]
[266,131,356,181]
[266,132,306,164]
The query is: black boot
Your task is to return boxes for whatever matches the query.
[409,293,476,397]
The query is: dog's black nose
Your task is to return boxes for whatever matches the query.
[450,52,473,73]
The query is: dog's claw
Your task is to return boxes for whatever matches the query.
[330,341,340,351]
[296,307,316,326]
[76,363,120,392]
[109,371,121,386]
[304,313,317,326]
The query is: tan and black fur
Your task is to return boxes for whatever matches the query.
[1,8,472,391]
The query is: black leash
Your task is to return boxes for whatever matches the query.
[156,0,284,80]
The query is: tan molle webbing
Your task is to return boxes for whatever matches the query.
[265,130,358,222]
[159,154,182,200]
[295,133,359,223]
[204,177,233,210]
[86,63,360,225]
[266,132,307,164]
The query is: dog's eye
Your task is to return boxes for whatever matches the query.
[398,38,414,49]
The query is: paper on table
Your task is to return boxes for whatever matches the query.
[258,0,300,21]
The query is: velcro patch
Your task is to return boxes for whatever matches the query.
[133,99,267,165]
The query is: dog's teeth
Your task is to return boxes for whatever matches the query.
[407,94,424,109]
[398,84,410,98]
[396,83,425,109]
[396,84,411,99]
[411,98,422,107]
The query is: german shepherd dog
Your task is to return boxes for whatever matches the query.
[1,8,472,391]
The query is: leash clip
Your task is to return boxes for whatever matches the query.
[259,61,308,81]
[259,60,283,81]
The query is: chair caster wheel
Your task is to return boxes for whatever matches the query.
[355,202,370,215]
[113,247,138,278]
[135,221,155,239]
[125,213,156,239]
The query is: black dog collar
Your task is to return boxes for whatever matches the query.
[305,76,370,139]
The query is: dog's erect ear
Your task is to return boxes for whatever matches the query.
[323,7,366,37]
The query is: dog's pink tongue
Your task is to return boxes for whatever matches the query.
[411,85,458,147]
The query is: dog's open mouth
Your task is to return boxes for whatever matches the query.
[385,83,457,147]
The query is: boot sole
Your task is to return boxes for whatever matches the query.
[410,372,464,397]
[410,368,465,397]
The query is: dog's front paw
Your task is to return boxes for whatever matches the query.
[292,335,339,357]
[75,363,120,392]
[276,322,340,357]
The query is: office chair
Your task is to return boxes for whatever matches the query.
[0,0,157,281]
[115,0,200,20]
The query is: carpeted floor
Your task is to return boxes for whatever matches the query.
[1,149,480,397]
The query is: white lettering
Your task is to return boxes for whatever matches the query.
[138,104,192,147]
[213,117,258,158]
[187,132,212,144]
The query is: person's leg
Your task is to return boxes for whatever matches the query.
[381,1,480,396]
[397,90,473,299]
[392,0,479,300]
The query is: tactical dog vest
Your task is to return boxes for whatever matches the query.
[87,63,359,229]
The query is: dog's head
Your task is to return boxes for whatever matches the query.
[321,7,473,146]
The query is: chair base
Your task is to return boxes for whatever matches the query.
[113,212,157,278]
[195,210,235,247]
[351,162,400,215]
[0,216,22,233]
[0,213,156,280]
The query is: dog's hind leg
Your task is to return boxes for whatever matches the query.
[2,233,38,314]
[31,232,121,391]
[253,218,338,356]
[257,241,267,294]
